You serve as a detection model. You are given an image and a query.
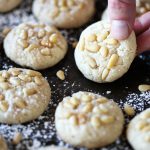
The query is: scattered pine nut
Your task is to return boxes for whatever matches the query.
[124,104,135,116]
[56,70,65,80]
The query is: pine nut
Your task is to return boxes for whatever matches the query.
[9,78,21,86]
[102,69,109,80]
[124,104,135,116]
[34,76,43,85]
[78,114,86,125]
[49,33,58,43]
[69,115,78,126]
[107,54,119,69]
[100,46,109,57]
[0,76,5,82]
[14,97,27,109]
[142,125,150,132]
[86,43,100,53]
[0,95,4,101]
[23,88,37,96]
[96,98,108,104]
[63,111,72,119]
[64,101,75,109]
[87,56,97,69]
[138,84,150,92]
[12,132,22,145]
[26,70,42,77]
[82,103,93,113]
[136,121,148,130]
[99,105,109,114]
[0,82,9,90]
[18,74,31,82]
[56,70,65,80]
[0,101,9,112]
[81,94,92,102]
[91,116,101,128]
[87,34,97,42]
[25,44,38,52]
[17,39,29,48]
[70,97,80,108]
[67,0,75,7]
[93,106,101,114]
[38,29,46,38]
[41,48,51,56]
[97,31,109,41]
[101,115,115,124]
[9,68,20,76]
[105,38,118,45]
[19,30,28,40]
[79,38,85,51]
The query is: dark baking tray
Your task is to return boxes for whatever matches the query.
[0,0,150,150]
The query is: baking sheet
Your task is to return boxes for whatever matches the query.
[0,0,150,150]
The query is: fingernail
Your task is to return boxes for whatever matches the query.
[111,20,130,40]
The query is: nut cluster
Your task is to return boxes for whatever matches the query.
[79,31,120,81]
[62,94,116,128]
[40,0,85,18]
[136,0,150,16]
[136,111,150,142]
[16,24,60,56]
[0,68,43,112]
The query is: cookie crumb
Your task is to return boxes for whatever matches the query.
[138,84,150,92]
[56,70,65,80]
[12,132,22,145]
[124,104,135,116]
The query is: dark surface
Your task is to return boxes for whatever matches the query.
[0,0,150,150]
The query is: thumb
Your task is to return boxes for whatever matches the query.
[108,0,136,40]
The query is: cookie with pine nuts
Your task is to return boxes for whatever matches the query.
[127,108,150,150]
[0,0,21,13]
[102,0,150,20]
[0,135,7,150]
[32,0,95,29]
[0,68,51,124]
[4,23,68,70]
[74,21,137,83]
[55,91,124,148]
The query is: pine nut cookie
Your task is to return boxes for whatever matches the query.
[0,0,21,13]
[74,21,137,83]
[32,0,95,29]
[38,145,72,150]
[0,68,51,124]
[102,0,150,20]
[55,91,124,148]
[4,23,68,70]
[127,108,150,150]
[0,135,7,150]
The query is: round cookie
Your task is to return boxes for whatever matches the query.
[0,0,21,13]
[74,21,137,83]
[55,91,124,148]
[0,135,7,150]
[38,145,72,150]
[0,68,51,124]
[4,23,68,70]
[127,108,150,150]
[32,0,95,29]
[102,0,150,20]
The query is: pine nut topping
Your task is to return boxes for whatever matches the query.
[56,70,65,80]
[124,104,135,116]
[102,69,109,80]
[107,54,119,69]
[0,76,5,82]
[69,115,78,126]
[78,114,86,125]
[86,43,100,53]
[82,103,93,113]
[96,98,108,104]
[138,84,150,92]
[23,88,37,96]
[0,95,4,101]
[12,132,22,145]
[41,48,51,56]
[87,57,97,69]
[34,76,43,85]
[81,95,92,102]
[105,38,118,45]
[49,33,58,43]
[100,46,109,57]
[0,82,10,90]
[91,116,101,128]
[0,101,9,112]
[87,34,97,42]
[70,97,80,108]
[14,97,27,109]
[79,38,85,51]
[136,121,148,130]
[101,116,115,124]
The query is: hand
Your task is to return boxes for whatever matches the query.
[108,0,150,53]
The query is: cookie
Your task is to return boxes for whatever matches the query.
[0,68,51,124]
[0,0,21,13]
[55,91,124,148]
[74,21,137,83]
[4,23,68,70]
[32,0,95,28]
[102,0,150,20]
[38,145,72,150]
[0,135,7,150]
[127,108,150,150]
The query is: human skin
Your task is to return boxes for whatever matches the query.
[108,0,150,53]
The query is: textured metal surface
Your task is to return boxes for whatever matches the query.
[0,0,150,150]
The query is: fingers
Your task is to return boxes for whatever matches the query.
[108,0,136,40]
[137,28,150,53]
[134,12,150,35]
